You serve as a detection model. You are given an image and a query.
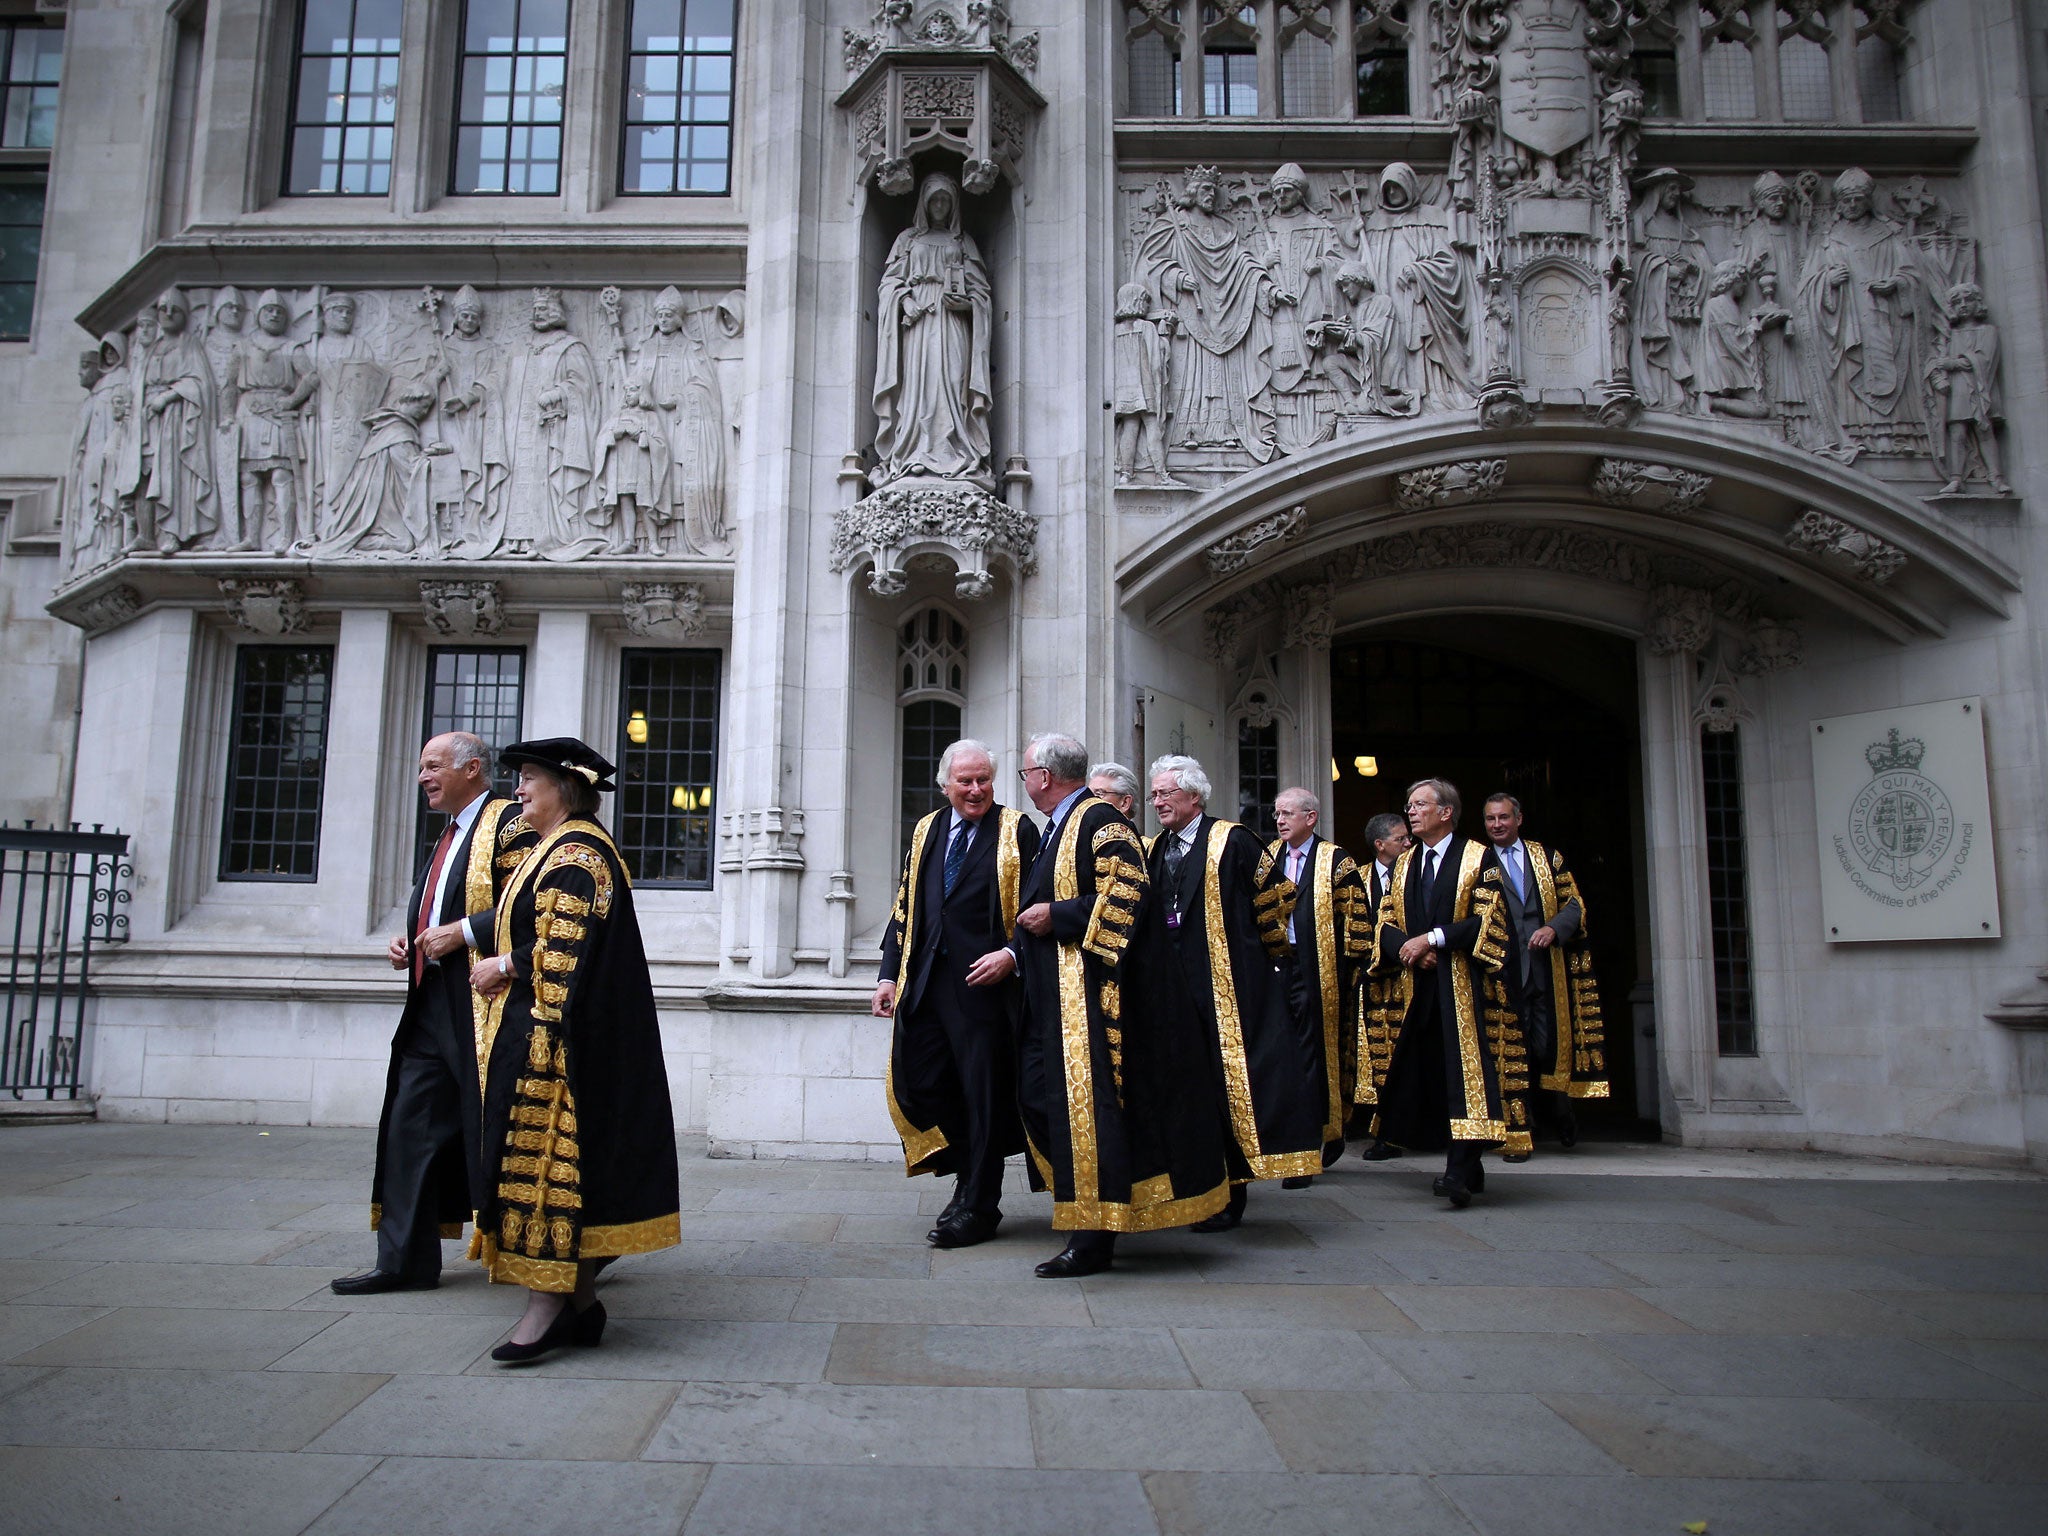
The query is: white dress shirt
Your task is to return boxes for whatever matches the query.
[421,791,489,955]
[1416,831,1454,949]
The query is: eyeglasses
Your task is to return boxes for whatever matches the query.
[1018,766,1049,782]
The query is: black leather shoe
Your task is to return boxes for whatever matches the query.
[491,1298,606,1364]
[1034,1243,1113,1279]
[1280,1176,1315,1190]
[1190,1207,1243,1232]
[1502,1151,1531,1164]
[1359,1140,1402,1161]
[330,1269,438,1295]
[1439,1177,1473,1210]
[927,1180,969,1242]
[930,1210,1002,1249]
[1321,1139,1345,1169]
[1558,1110,1579,1150]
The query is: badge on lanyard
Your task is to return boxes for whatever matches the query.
[1166,909,1182,929]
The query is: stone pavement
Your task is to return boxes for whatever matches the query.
[0,1123,2042,1536]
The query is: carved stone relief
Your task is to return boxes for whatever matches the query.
[1205,504,1306,575]
[61,284,744,583]
[1644,584,1717,657]
[621,581,708,640]
[1281,580,1335,651]
[419,579,503,638]
[220,577,307,636]
[840,2,1042,193]
[829,480,1036,600]
[1395,458,1505,511]
[1590,458,1712,516]
[1784,509,1906,584]
[74,584,142,635]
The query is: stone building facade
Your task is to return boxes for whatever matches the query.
[1,0,2046,1166]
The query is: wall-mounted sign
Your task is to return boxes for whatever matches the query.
[1810,696,2000,943]
[1139,687,1219,836]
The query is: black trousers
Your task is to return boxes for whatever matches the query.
[901,975,1014,1217]
[374,988,470,1279]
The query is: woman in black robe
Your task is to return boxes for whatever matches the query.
[468,736,680,1362]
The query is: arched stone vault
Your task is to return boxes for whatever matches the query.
[1118,415,2019,645]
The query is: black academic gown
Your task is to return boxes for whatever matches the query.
[474,819,681,1292]
[368,793,530,1266]
[1271,835,1374,1147]
[879,805,1039,1211]
[1362,836,1531,1156]
[1149,817,1324,1182]
[1015,793,1230,1232]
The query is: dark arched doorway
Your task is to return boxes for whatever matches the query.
[1329,616,1657,1138]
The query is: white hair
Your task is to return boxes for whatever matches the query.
[1087,761,1139,802]
[1275,786,1320,816]
[441,731,487,770]
[935,738,995,788]
[1026,732,1089,783]
[1148,754,1211,806]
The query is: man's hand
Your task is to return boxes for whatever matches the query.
[871,980,897,1018]
[965,948,1017,986]
[1418,951,1438,971]
[415,921,468,961]
[1529,925,1557,950]
[387,935,410,970]
[470,957,511,996]
[1398,934,1435,967]
[1016,902,1053,937]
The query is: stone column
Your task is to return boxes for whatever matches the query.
[526,611,593,740]
[1637,641,1711,1133]
[1282,582,1335,795]
[314,608,395,934]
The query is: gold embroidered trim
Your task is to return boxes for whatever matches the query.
[1201,820,1264,1165]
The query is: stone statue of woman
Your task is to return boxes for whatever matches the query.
[870,172,993,489]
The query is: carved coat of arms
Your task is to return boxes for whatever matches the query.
[1499,0,1593,161]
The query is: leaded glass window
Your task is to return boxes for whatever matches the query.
[0,175,44,341]
[285,0,402,195]
[0,21,62,150]
[616,649,720,888]
[452,0,569,195]
[896,606,967,860]
[220,646,335,882]
[621,0,734,195]
[1701,725,1757,1056]
[413,648,526,873]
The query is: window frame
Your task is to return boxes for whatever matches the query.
[449,0,574,198]
[280,0,405,198]
[617,0,736,197]
[411,644,528,873]
[217,643,338,885]
[613,645,723,890]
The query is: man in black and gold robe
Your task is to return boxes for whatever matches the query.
[1361,777,1528,1208]
[1482,793,1608,1149]
[1355,810,1411,1162]
[336,731,531,1295]
[874,739,1040,1248]
[1147,755,1324,1231]
[1269,787,1374,1176]
[1011,732,1230,1277]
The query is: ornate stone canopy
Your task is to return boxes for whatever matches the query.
[1117,414,2017,647]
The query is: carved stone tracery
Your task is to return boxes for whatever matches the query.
[830,480,1037,601]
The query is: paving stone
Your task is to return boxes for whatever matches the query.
[0,1304,110,1360]
[0,1366,54,1404]
[718,1240,932,1279]
[677,1464,1155,1536]
[1453,1218,1740,1254]
[464,1319,834,1383]
[1917,1337,2048,1396]
[599,1274,804,1322]
[1539,1392,1964,1481]
[601,1239,749,1275]
[1840,1398,2048,1482]
[1299,1219,1496,1255]
[1439,1473,1943,1536]
[1169,1325,1407,1391]
[285,1272,513,1315]
[675,1211,845,1243]
[304,1456,710,1535]
[0,1367,386,1451]
[1378,1251,1636,1287]
[1865,1254,2048,1293]
[1873,1482,2048,1535]
[1601,1333,2034,1399]
[275,1204,382,1233]
[1694,1223,1910,1257]
[0,1225,94,1257]
[1029,1387,1284,1470]
[1181,1247,1407,1285]
[828,1322,1194,1388]
[269,1312,510,1374]
[1623,1286,1927,1335]
[305,1375,678,1459]
[0,1195,144,1225]
[1247,1388,1620,1475]
[1877,1226,2048,1260]
[16,1306,344,1371]
[1380,1284,1688,1334]
[645,1381,1033,1467]
[0,1446,381,1536]
[706,1187,924,1214]
[82,1198,325,1231]
[1144,1471,1481,1536]
[12,1260,331,1311]
[1083,1281,1416,1332]
[1875,1290,2048,1339]
[0,1260,106,1302]
[794,1277,1093,1326]
[1364,1331,1668,1395]
[1597,1251,1915,1290]
[258,1230,466,1269]
[39,1225,314,1265]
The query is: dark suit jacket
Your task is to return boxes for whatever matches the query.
[402,794,512,1043]
[879,808,1040,1024]
[1494,841,1582,991]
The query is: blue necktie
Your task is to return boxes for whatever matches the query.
[943,819,971,896]
[1507,846,1525,900]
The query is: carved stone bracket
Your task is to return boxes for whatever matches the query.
[74,584,143,636]
[1202,600,1248,664]
[1205,504,1305,576]
[831,478,1037,601]
[1395,458,1506,512]
[621,581,707,640]
[1645,583,1717,658]
[737,806,807,872]
[1281,581,1335,652]
[840,3,1043,194]
[1734,614,1803,675]
[1784,510,1905,584]
[219,578,307,636]
[419,579,503,638]
[1591,459,1713,516]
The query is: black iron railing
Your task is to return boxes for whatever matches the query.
[0,823,130,1099]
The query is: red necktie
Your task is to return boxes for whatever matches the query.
[414,821,457,983]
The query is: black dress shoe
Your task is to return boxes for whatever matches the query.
[1502,1151,1531,1164]
[1359,1140,1402,1161]
[926,1180,969,1242]
[1190,1207,1243,1232]
[1034,1242,1113,1279]
[1438,1177,1473,1210]
[1321,1139,1345,1169]
[1280,1175,1315,1190]
[330,1269,438,1296]
[491,1298,607,1364]
[930,1210,1002,1249]
[1558,1110,1579,1150]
